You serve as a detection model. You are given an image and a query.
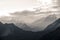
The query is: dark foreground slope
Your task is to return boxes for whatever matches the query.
[0,22,40,40]
[40,26,60,40]
[40,18,60,40]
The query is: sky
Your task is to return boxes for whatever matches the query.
[0,0,59,16]
[0,0,40,16]
[0,0,60,24]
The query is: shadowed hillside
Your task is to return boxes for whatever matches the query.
[40,18,60,40]
[0,22,41,40]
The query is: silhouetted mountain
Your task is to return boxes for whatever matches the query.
[0,18,60,40]
[31,14,57,31]
[45,18,60,32]
[40,18,60,40]
[40,27,60,40]
[0,22,41,40]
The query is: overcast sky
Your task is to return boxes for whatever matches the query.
[0,0,40,13]
[0,0,59,16]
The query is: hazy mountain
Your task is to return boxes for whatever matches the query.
[40,19,60,40]
[31,14,57,31]
[15,23,34,31]
[0,10,44,24]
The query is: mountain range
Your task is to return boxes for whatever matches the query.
[0,18,60,40]
[0,14,58,32]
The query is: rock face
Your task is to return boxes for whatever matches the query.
[40,18,60,40]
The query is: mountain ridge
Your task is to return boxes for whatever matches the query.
[30,14,57,31]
